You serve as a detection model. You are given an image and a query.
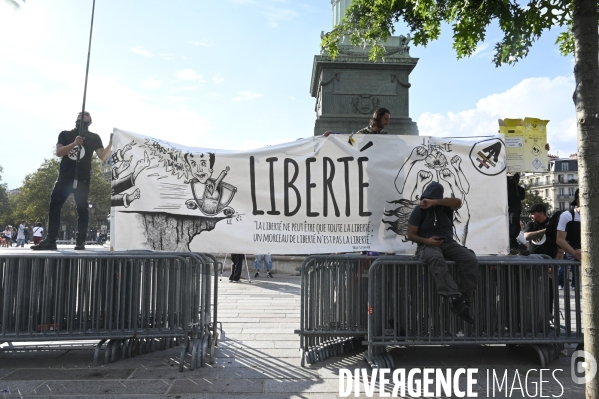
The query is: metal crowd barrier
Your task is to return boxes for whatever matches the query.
[0,252,219,371]
[295,255,378,366]
[366,256,583,368]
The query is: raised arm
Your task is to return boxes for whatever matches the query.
[420,197,462,211]
[95,133,114,161]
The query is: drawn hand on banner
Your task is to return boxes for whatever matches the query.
[133,151,151,181]
[451,155,470,194]
[110,151,151,208]
[411,170,433,201]
[394,146,428,195]
[112,155,133,180]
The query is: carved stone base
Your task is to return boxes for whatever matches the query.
[311,50,420,137]
[314,115,419,136]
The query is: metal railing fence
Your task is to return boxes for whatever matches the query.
[0,252,218,371]
[366,256,582,368]
[295,255,378,366]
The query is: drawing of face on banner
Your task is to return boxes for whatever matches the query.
[109,129,509,255]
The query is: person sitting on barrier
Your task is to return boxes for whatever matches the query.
[406,181,479,324]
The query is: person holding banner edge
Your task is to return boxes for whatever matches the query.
[323,107,391,137]
[31,112,112,251]
[406,181,479,324]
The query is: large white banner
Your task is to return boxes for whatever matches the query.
[110,129,509,255]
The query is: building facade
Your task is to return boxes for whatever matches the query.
[523,155,578,213]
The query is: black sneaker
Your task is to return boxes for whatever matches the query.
[451,295,475,324]
[74,243,86,250]
[30,240,57,251]
[267,271,273,278]
[254,272,259,278]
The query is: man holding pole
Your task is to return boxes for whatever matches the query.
[31,112,112,251]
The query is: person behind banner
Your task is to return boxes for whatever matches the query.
[230,254,245,282]
[524,204,554,256]
[254,254,273,278]
[32,112,113,251]
[557,188,581,289]
[524,203,559,314]
[407,181,479,324]
[323,107,391,137]
[507,173,527,255]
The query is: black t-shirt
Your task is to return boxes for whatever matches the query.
[57,129,104,181]
[408,205,454,243]
[525,218,554,256]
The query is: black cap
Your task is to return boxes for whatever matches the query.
[527,203,547,214]
[571,188,579,207]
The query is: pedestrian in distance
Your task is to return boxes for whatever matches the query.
[16,221,27,247]
[32,222,44,245]
[254,254,273,278]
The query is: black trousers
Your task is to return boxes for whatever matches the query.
[47,177,90,243]
[230,254,245,281]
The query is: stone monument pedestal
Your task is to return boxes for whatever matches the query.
[311,36,419,136]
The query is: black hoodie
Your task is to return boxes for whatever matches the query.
[408,182,454,242]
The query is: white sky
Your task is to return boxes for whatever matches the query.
[0,0,577,189]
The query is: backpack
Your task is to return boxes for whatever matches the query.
[545,209,574,256]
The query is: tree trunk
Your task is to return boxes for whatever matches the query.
[572,0,599,396]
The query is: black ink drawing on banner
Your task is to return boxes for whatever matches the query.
[182,153,236,217]
[383,138,471,245]
[469,138,506,176]
[113,138,238,251]
[111,141,148,208]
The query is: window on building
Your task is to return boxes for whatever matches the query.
[559,202,565,210]
[568,174,574,182]
[562,162,569,171]
[546,176,550,184]
[545,189,549,197]
[558,174,564,183]
[569,187,575,196]
[559,188,565,196]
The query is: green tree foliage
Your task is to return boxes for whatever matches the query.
[7,157,110,236]
[321,0,594,64]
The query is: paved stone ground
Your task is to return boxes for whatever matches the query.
[0,272,587,398]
